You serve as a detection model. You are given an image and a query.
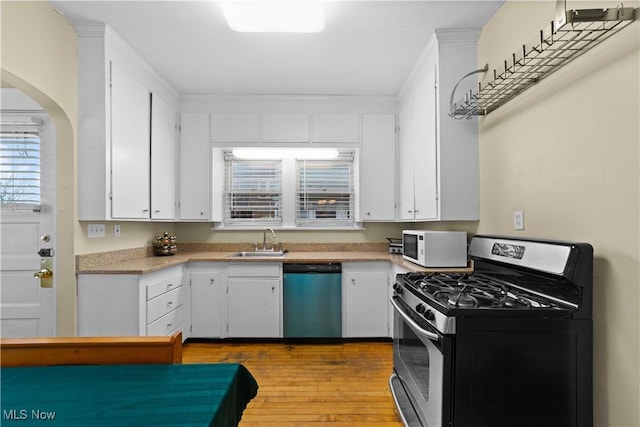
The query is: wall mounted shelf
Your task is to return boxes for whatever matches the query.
[450,2,637,119]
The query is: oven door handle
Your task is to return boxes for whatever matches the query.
[388,373,411,427]
[390,296,441,342]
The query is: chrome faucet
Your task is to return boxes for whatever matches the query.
[262,228,276,251]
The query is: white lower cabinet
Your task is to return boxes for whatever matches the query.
[189,263,225,338]
[77,265,186,339]
[77,274,140,336]
[142,270,186,338]
[78,261,398,340]
[226,263,282,338]
[342,262,391,338]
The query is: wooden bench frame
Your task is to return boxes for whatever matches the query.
[0,332,182,367]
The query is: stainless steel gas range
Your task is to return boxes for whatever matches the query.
[389,235,593,427]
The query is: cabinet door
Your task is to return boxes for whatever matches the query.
[110,62,151,219]
[227,278,280,338]
[190,271,223,338]
[211,113,259,143]
[77,275,139,336]
[262,113,309,143]
[361,114,396,221]
[412,62,438,221]
[180,113,211,220]
[343,271,389,337]
[150,93,177,220]
[311,114,360,143]
[397,95,416,221]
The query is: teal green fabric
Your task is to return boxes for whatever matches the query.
[0,363,258,426]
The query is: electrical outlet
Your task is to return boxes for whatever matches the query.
[513,211,525,230]
[113,224,121,238]
[88,224,105,238]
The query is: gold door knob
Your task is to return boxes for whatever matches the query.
[34,268,53,279]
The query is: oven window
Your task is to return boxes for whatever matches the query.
[393,304,447,426]
[398,322,431,400]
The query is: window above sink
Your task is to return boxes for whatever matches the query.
[214,148,360,230]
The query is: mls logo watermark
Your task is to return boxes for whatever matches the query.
[3,409,57,421]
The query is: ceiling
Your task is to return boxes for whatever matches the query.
[50,1,504,97]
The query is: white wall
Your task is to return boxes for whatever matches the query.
[477,1,639,426]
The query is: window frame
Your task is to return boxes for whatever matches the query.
[295,152,355,227]
[0,116,44,213]
[215,147,361,230]
[222,151,283,226]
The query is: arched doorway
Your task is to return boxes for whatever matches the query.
[1,69,76,337]
[1,87,57,337]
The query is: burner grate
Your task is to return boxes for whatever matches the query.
[406,272,556,310]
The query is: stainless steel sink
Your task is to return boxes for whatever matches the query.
[230,251,287,258]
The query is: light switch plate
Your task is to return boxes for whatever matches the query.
[88,224,105,238]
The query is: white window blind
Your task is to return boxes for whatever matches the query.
[223,152,282,224]
[0,120,42,212]
[296,152,354,226]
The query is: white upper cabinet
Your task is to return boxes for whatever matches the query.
[262,113,310,143]
[179,113,211,221]
[151,93,177,220]
[210,113,260,143]
[76,24,178,221]
[110,62,151,219]
[397,29,480,222]
[361,114,396,221]
[311,114,360,143]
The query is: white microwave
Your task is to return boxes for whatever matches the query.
[402,230,468,268]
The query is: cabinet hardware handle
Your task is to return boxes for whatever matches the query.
[167,283,173,288]
[167,322,172,327]
[168,301,173,305]
[154,210,160,214]
[143,209,149,213]
[351,278,356,284]
[210,278,215,284]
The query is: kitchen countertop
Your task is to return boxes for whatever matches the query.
[76,247,473,275]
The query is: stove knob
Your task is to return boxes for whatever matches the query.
[393,284,404,295]
[423,309,436,321]
[415,303,426,314]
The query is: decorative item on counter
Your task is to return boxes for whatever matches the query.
[153,232,177,256]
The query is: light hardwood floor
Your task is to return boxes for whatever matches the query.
[182,340,404,427]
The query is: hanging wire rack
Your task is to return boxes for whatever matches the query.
[449,2,637,119]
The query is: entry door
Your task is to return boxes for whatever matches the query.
[1,216,55,337]
[0,91,56,337]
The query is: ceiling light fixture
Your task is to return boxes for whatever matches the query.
[232,148,339,160]
[220,1,326,33]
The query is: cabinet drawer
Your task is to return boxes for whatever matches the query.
[227,263,280,277]
[146,274,182,300]
[146,286,185,325]
[146,305,184,336]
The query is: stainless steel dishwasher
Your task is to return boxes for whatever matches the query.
[283,263,342,338]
